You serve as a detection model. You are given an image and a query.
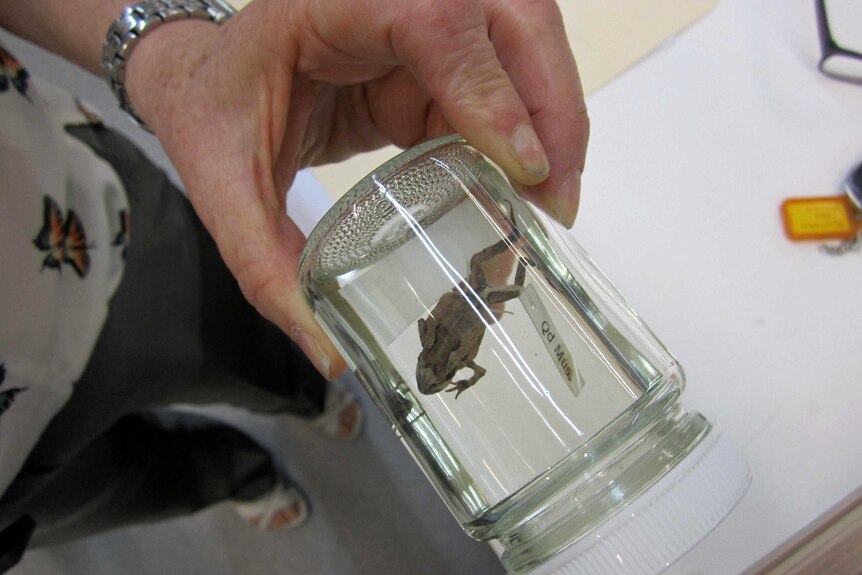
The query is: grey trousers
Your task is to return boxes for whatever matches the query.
[0,125,326,555]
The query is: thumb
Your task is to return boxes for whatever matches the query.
[125,11,346,380]
[188,175,346,380]
[237,210,348,380]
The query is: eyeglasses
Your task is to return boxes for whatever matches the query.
[815,0,862,85]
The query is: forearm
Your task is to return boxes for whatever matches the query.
[0,0,134,75]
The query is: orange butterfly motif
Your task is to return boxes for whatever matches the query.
[32,195,91,278]
[0,47,31,102]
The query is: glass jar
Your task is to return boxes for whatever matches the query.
[299,135,750,575]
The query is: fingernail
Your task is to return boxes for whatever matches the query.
[292,327,333,379]
[553,169,581,228]
[511,123,550,180]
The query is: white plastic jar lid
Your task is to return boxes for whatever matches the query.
[526,428,751,575]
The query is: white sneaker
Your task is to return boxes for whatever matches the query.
[233,480,310,532]
[312,381,363,440]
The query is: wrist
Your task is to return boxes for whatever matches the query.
[101,0,235,130]
[122,19,219,131]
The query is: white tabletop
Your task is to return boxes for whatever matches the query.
[573,1,862,572]
[295,0,862,572]
[301,0,862,572]
[245,0,862,568]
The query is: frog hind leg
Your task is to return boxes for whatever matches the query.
[446,361,486,399]
[485,256,529,301]
[481,260,528,323]
[485,286,519,303]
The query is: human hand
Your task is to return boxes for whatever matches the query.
[125,0,589,379]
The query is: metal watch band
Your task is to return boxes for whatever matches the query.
[101,0,236,131]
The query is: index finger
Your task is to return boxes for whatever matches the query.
[387,0,554,188]
[484,0,590,228]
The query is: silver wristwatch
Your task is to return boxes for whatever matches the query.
[101,0,236,130]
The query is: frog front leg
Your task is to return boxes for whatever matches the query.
[445,361,487,399]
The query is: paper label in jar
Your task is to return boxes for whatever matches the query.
[520,284,585,397]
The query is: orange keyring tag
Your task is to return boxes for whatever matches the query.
[780,195,861,242]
